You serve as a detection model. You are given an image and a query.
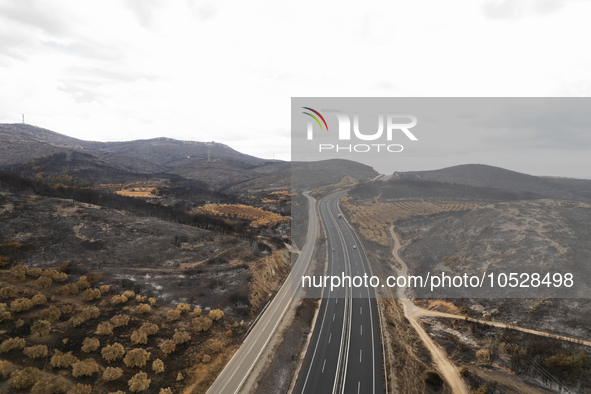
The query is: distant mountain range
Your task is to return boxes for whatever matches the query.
[0,123,376,192]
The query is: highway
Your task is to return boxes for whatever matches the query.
[204,191,319,394]
[293,190,385,394]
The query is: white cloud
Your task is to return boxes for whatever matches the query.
[0,0,590,164]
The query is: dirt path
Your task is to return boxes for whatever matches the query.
[388,226,591,348]
[389,225,470,394]
[388,225,591,393]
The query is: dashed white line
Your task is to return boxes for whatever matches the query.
[329,333,332,343]
[361,325,363,336]
[360,306,362,315]
[322,359,326,373]
[358,381,361,394]
[333,313,335,322]
[360,349,362,362]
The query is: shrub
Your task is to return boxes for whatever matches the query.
[0,286,18,299]
[60,262,69,272]
[86,273,102,285]
[476,349,491,365]
[176,303,191,313]
[76,276,90,290]
[30,376,67,394]
[167,310,181,322]
[209,309,224,321]
[62,283,79,295]
[204,339,223,354]
[176,372,183,381]
[128,371,151,392]
[473,386,489,394]
[61,304,73,314]
[15,318,24,327]
[140,322,159,336]
[0,256,9,268]
[124,348,151,368]
[39,305,61,322]
[82,288,101,302]
[36,276,53,288]
[100,285,110,293]
[31,320,51,337]
[202,354,211,363]
[10,297,33,312]
[0,309,10,322]
[102,342,125,362]
[42,269,60,280]
[160,339,176,355]
[192,307,202,317]
[53,272,68,282]
[81,337,100,353]
[103,366,124,381]
[192,316,212,332]
[160,389,173,394]
[24,345,48,359]
[0,360,15,378]
[136,294,146,302]
[32,293,47,305]
[97,321,114,335]
[123,290,135,298]
[111,314,130,327]
[148,297,157,306]
[27,267,43,278]
[82,306,100,319]
[131,330,148,345]
[173,331,191,345]
[9,366,41,389]
[136,303,151,314]
[152,358,164,374]
[0,337,26,353]
[112,295,128,304]
[10,264,27,280]
[67,384,92,394]
[72,359,99,377]
[50,350,78,368]
[226,330,233,338]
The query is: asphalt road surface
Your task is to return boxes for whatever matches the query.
[293,190,385,394]
[204,191,318,394]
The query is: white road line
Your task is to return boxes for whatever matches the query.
[358,381,360,394]
[361,325,363,336]
[329,333,332,343]
[333,313,335,321]
[360,307,362,315]
[322,359,327,373]
[359,349,362,362]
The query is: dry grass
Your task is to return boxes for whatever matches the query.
[195,204,288,228]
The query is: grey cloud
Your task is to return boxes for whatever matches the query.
[123,0,164,29]
[483,0,591,19]
[0,0,69,36]
[58,81,100,104]
[186,0,218,21]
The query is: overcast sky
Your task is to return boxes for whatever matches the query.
[1,0,590,174]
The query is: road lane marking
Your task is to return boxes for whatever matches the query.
[333,313,335,321]
[322,359,326,373]
[360,307,362,315]
[329,333,332,343]
[361,325,363,336]
[360,349,362,362]
[358,381,360,394]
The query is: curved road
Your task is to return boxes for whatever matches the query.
[293,190,384,394]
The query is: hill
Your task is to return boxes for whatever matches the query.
[396,164,591,202]
[0,123,376,193]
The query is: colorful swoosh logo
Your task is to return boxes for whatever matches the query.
[302,107,329,131]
